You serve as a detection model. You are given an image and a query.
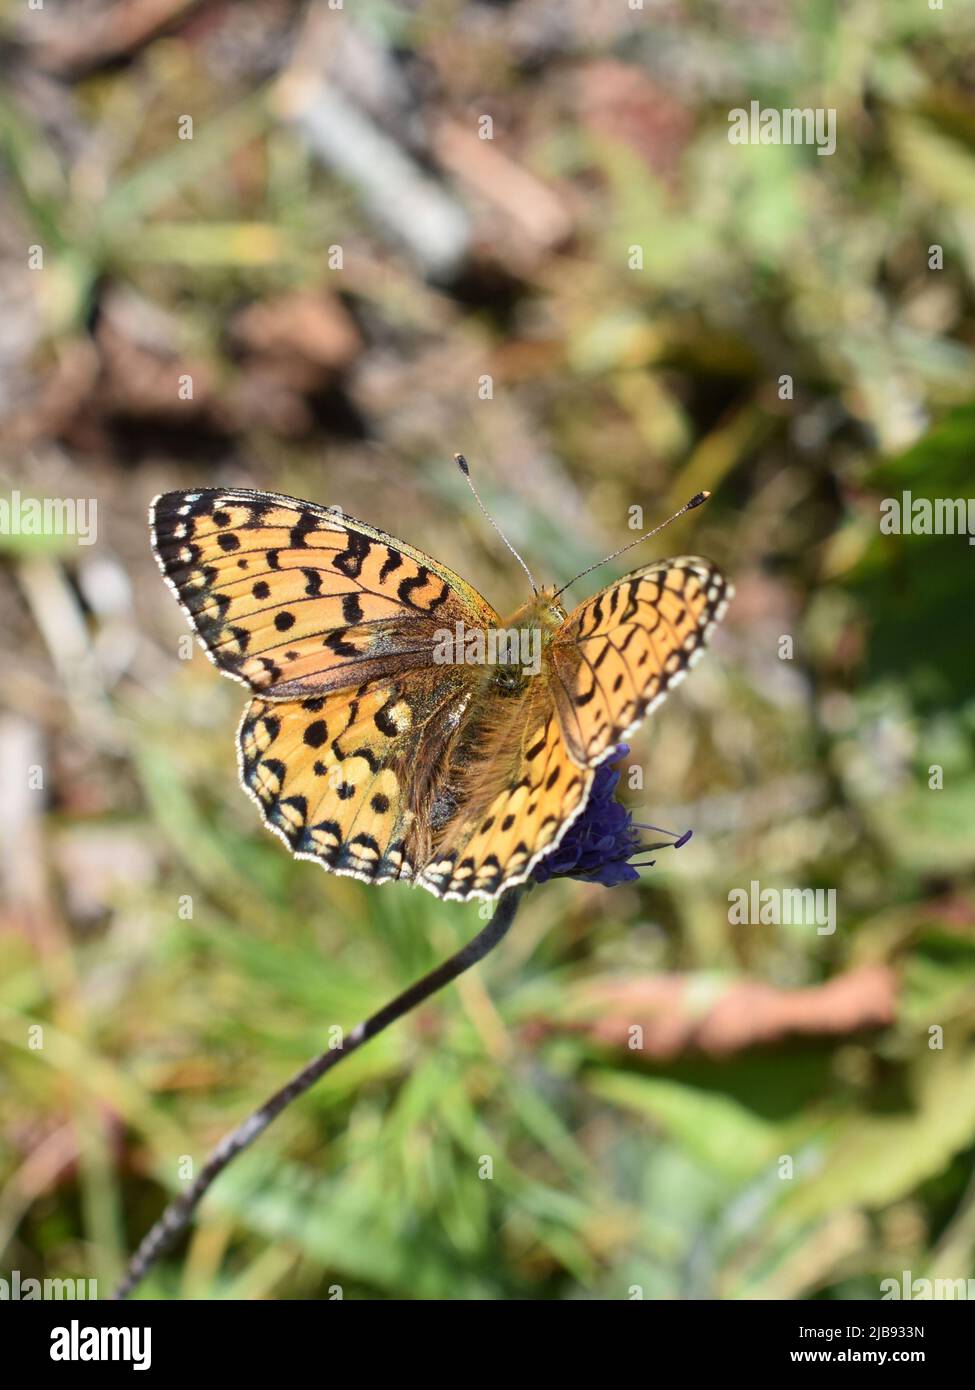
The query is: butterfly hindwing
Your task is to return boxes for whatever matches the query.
[416,685,593,901]
[549,556,733,767]
[238,671,479,885]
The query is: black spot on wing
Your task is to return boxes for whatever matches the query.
[375,703,400,737]
[290,512,318,548]
[398,568,432,610]
[324,629,359,657]
[379,549,402,582]
[333,531,370,579]
[304,720,328,748]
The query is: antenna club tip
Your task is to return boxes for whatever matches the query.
[687,490,711,509]
[454,453,470,476]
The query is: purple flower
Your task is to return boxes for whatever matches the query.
[532,746,691,889]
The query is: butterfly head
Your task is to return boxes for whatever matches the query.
[504,588,569,636]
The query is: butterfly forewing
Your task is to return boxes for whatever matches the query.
[549,556,733,767]
[150,488,497,696]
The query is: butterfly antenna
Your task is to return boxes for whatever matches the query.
[553,491,711,599]
[455,454,538,596]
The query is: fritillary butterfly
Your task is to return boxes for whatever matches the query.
[151,485,732,901]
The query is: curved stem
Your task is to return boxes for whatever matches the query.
[112,886,525,1300]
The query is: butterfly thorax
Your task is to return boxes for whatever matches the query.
[431,592,570,839]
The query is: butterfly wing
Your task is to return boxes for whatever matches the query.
[415,680,594,901]
[152,486,496,889]
[150,487,498,696]
[418,555,732,900]
[237,674,475,886]
[548,556,732,767]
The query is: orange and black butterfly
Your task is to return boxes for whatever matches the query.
[150,469,731,901]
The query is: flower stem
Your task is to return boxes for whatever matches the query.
[112,886,525,1300]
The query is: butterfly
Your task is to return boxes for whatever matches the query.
[150,476,732,902]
